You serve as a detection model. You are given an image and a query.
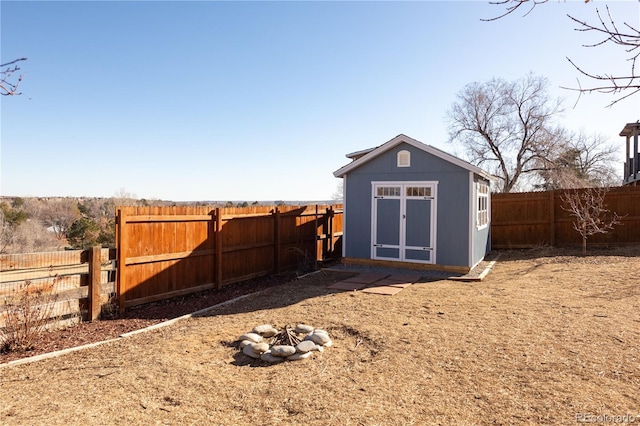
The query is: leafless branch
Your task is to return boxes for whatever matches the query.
[1,58,28,68]
[560,6,640,105]
[0,57,28,96]
[568,6,640,51]
[484,1,640,105]
[482,0,550,21]
[561,56,640,106]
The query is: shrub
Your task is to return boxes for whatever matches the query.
[0,279,59,353]
[561,187,624,256]
[67,217,100,249]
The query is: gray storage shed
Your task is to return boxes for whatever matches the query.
[333,134,494,274]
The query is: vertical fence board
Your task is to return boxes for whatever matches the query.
[115,204,342,310]
[116,208,127,314]
[492,186,640,248]
[88,246,102,321]
[215,208,222,288]
[274,208,281,273]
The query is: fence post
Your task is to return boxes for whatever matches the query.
[215,207,222,289]
[274,208,281,273]
[116,208,128,314]
[315,205,319,269]
[549,190,555,247]
[328,206,334,258]
[88,246,102,321]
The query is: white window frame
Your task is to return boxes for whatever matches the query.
[371,180,438,264]
[476,181,489,229]
[397,150,410,168]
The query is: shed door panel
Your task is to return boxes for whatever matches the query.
[371,182,437,264]
[404,198,432,262]
[373,196,401,260]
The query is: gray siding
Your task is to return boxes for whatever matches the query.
[343,143,473,267]
[344,174,373,259]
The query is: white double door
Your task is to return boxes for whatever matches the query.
[371,181,437,264]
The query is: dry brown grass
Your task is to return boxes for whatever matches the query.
[1,247,639,425]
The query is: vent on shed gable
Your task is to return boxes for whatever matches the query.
[397,150,410,167]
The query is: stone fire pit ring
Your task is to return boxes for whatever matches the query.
[237,324,332,363]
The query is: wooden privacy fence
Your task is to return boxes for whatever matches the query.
[491,186,640,248]
[116,205,343,312]
[0,248,117,327]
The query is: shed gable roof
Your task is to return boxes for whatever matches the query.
[333,134,494,181]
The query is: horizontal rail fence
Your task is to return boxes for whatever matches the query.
[116,205,343,312]
[0,248,117,328]
[491,186,640,249]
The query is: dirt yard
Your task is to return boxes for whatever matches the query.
[1,247,639,425]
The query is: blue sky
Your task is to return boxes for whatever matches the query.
[1,1,638,202]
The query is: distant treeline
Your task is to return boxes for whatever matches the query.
[0,195,333,254]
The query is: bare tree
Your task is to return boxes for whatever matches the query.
[40,199,81,240]
[0,202,26,253]
[561,187,624,255]
[332,182,343,203]
[113,188,138,207]
[565,132,619,186]
[0,209,59,254]
[447,74,564,192]
[536,131,620,189]
[485,1,640,106]
[1,58,27,96]
[0,211,15,254]
[10,220,60,254]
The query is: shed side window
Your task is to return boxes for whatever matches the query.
[477,181,489,229]
[397,150,410,168]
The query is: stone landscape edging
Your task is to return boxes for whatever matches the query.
[0,292,263,369]
[1,268,431,369]
[447,253,501,282]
